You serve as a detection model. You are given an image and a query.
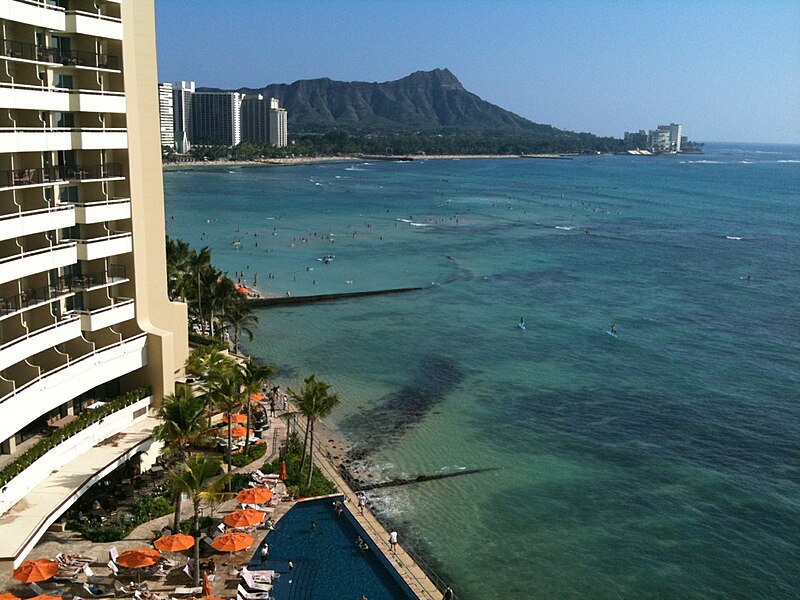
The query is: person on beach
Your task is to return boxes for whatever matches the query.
[389,530,398,553]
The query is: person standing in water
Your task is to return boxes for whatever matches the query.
[611,323,617,335]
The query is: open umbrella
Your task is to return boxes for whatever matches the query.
[229,426,251,438]
[12,559,59,583]
[222,413,246,424]
[279,460,287,481]
[235,487,272,505]
[28,596,61,600]
[0,593,21,600]
[250,393,265,402]
[154,533,195,553]
[116,547,161,568]
[223,508,264,528]
[210,532,254,554]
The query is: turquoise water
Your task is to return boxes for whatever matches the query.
[165,144,800,599]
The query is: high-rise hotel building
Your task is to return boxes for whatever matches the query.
[0,0,187,566]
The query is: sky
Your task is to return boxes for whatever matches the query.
[155,0,800,144]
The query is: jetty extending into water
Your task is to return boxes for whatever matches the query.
[248,286,426,307]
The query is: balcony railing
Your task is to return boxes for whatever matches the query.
[0,281,72,318]
[0,38,119,70]
[0,163,121,188]
[56,264,127,292]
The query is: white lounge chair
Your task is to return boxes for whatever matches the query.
[30,582,65,597]
[240,570,272,591]
[236,584,272,600]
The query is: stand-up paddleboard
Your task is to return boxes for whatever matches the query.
[518,323,526,330]
[606,330,617,337]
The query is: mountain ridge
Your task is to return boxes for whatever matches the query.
[199,68,567,137]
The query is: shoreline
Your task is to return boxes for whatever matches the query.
[161,152,577,170]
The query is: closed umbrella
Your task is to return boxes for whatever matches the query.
[223,508,264,528]
[279,460,287,481]
[201,572,212,597]
[235,487,272,504]
[154,533,195,553]
[210,532,254,553]
[12,560,59,583]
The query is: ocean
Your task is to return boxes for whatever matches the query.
[164,143,800,599]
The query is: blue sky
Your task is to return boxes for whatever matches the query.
[155,1,800,143]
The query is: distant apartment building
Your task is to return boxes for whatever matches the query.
[625,123,685,153]
[0,0,187,566]
[268,97,288,148]
[190,91,242,147]
[172,80,195,153]
[159,82,288,150]
[158,82,174,148]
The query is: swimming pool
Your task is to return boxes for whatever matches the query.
[249,496,416,599]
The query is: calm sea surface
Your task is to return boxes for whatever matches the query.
[164,143,800,599]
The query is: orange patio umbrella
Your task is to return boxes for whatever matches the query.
[154,533,195,553]
[0,593,21,600]
[250,393,265,402]
[29,596,61,600]
[236,487,273,504]
[116,547,161,568]
[12,559,59,583]
[222,413,247,424]
[223,508,264,528]
[229,426,253,438]
[210,532,254,553]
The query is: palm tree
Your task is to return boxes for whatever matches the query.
[221,296,258,354]
[167,455,229,586]
[185,347,235,427]
[153,387,210,532]
[289,375,340,488]
[204,356,244,482]
[238,359,276,455]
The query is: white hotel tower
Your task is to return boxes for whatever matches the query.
[0,0,187,566]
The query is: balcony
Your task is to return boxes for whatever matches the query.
[0,332,147,445]
[58,264,127,292]
[0,81,126,113]
[0,314,81,372]
[0,37,120,71]
[0,204,74,242]
[0,165,65,190]
[0,242,77,285]
[0,127,127,152]
[65,10,122,40]
[0,281,74,322]
[0,0,66,32]
[78,297,134,331]
[55,162,123,182]
[74,231,131,261]
[74,197,130,224]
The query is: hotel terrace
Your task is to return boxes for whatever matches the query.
[0,0,187,566]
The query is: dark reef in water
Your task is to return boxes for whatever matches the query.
[340,355,463,459]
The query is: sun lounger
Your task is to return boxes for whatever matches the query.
[240,570,272,591]
[236,584,272,599]
[83,583,114,598]
[108,546,119,562]
[30,582,65,597]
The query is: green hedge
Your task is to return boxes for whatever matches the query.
[188,332,228,351]
[70,494,173,542]
[230,442,268,467]
[0,387,151,486]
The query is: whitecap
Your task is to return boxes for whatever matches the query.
[725,236,743,240]
[555,226,574,230]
